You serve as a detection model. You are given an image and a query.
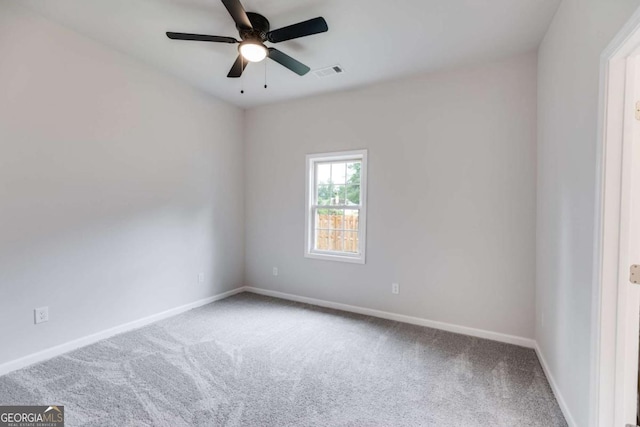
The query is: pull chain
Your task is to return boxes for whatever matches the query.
[240,56,245,94]
[264,60,268,89]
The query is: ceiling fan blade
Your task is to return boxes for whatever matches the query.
[166,32,238,43]
[268,48,310,76]
[266,17,328,43]
[227,55,248,78]
[221,0,253,30]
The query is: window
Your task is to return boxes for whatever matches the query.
[305,149,367,264]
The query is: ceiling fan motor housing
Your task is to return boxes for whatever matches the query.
[238,12,270,42]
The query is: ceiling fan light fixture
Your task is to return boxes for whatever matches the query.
[239,41,267,62]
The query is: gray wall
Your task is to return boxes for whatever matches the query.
[0,2,245,365]
[244,53,538,340]
[536,0,639,425]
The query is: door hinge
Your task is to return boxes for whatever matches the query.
[635,101,640,120]
[631,265,640,284]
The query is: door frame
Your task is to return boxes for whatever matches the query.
[593,7,640,426]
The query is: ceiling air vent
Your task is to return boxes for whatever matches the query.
[313,65,344,78]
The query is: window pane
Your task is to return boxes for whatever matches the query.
[315,208,331,229]
[315,228,329,251]
[346,185,360,205]
[347,161,361,184]
[315,209,343,230]
[343,231,359,253]
[327,209,344,230]
[331,162,347,184]
[344,209,359,231]
[315,209,348,252]
[329,230,343,251]
[316,185,332,205]
[332,185,346,205]
[316,163,331,185]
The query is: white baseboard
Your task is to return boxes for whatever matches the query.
[0,287,245,377]
[244,287,536,349]
[535,343,577,427]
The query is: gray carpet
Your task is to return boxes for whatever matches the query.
[0,293,567,426]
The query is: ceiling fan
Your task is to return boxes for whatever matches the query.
[166,0,328,78]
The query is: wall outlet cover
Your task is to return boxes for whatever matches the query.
[34,307,49,324]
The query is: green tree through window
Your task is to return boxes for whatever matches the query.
[317,162,360,215]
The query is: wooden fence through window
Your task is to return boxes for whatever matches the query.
[315,214,359,252]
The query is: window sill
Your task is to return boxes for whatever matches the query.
[305,251,365,264]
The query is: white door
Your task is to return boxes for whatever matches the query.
[614,54,640,427]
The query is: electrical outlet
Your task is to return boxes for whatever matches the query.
[198,273,205,283]
[34,307,49,324]
[273,267,278,276]
[391,283,399,295]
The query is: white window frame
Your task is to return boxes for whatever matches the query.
[305,149,368,264]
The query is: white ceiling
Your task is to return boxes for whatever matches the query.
[21,0,560,108]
